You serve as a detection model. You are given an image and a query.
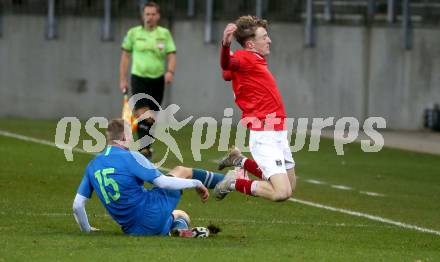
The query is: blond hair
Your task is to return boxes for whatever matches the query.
[234,15,268,47]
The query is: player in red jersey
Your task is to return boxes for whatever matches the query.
[214,16,297,202]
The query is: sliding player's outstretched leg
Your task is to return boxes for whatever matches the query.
[169,166,224,189]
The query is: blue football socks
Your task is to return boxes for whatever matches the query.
[192,169,224,189]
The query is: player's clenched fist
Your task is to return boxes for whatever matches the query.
[196,185,209,203]
[222,23,237,46]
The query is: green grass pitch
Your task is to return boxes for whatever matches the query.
[0,118,439,261]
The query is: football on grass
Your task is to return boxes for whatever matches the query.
[192,227,210,238]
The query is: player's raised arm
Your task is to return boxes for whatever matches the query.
[222,23,237,46]
[220,23,239,71]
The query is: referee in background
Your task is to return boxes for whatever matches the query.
[119,1,176,159]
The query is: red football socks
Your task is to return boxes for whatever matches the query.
[235,179,254,196]
[243,159,263,179]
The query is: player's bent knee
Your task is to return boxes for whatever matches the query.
[270,188,292,202]
[267,173,292,201]
[172,210,191,225]
[271,192,291,202]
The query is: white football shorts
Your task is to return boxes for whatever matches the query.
[249,130,295,180]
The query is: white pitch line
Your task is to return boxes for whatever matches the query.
[1,129,439,236]
[288,198,440,236]
[304,178,384,197]
[331,185,354,191]
[359,191,386,197]
[305,179,327,185]
[0,130,88,155]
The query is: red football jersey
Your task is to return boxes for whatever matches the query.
[220,44,286,131]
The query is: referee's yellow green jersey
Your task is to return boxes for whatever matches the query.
[122,26,176,78]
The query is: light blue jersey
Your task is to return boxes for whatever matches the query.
[77,146,181,235]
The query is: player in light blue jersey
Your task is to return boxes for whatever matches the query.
[72,119,224,237]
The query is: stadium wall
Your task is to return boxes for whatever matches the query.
[0,15,439,130]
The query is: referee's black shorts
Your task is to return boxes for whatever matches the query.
[131,74,165,111]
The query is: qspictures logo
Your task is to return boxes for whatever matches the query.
[54,93,386,169]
